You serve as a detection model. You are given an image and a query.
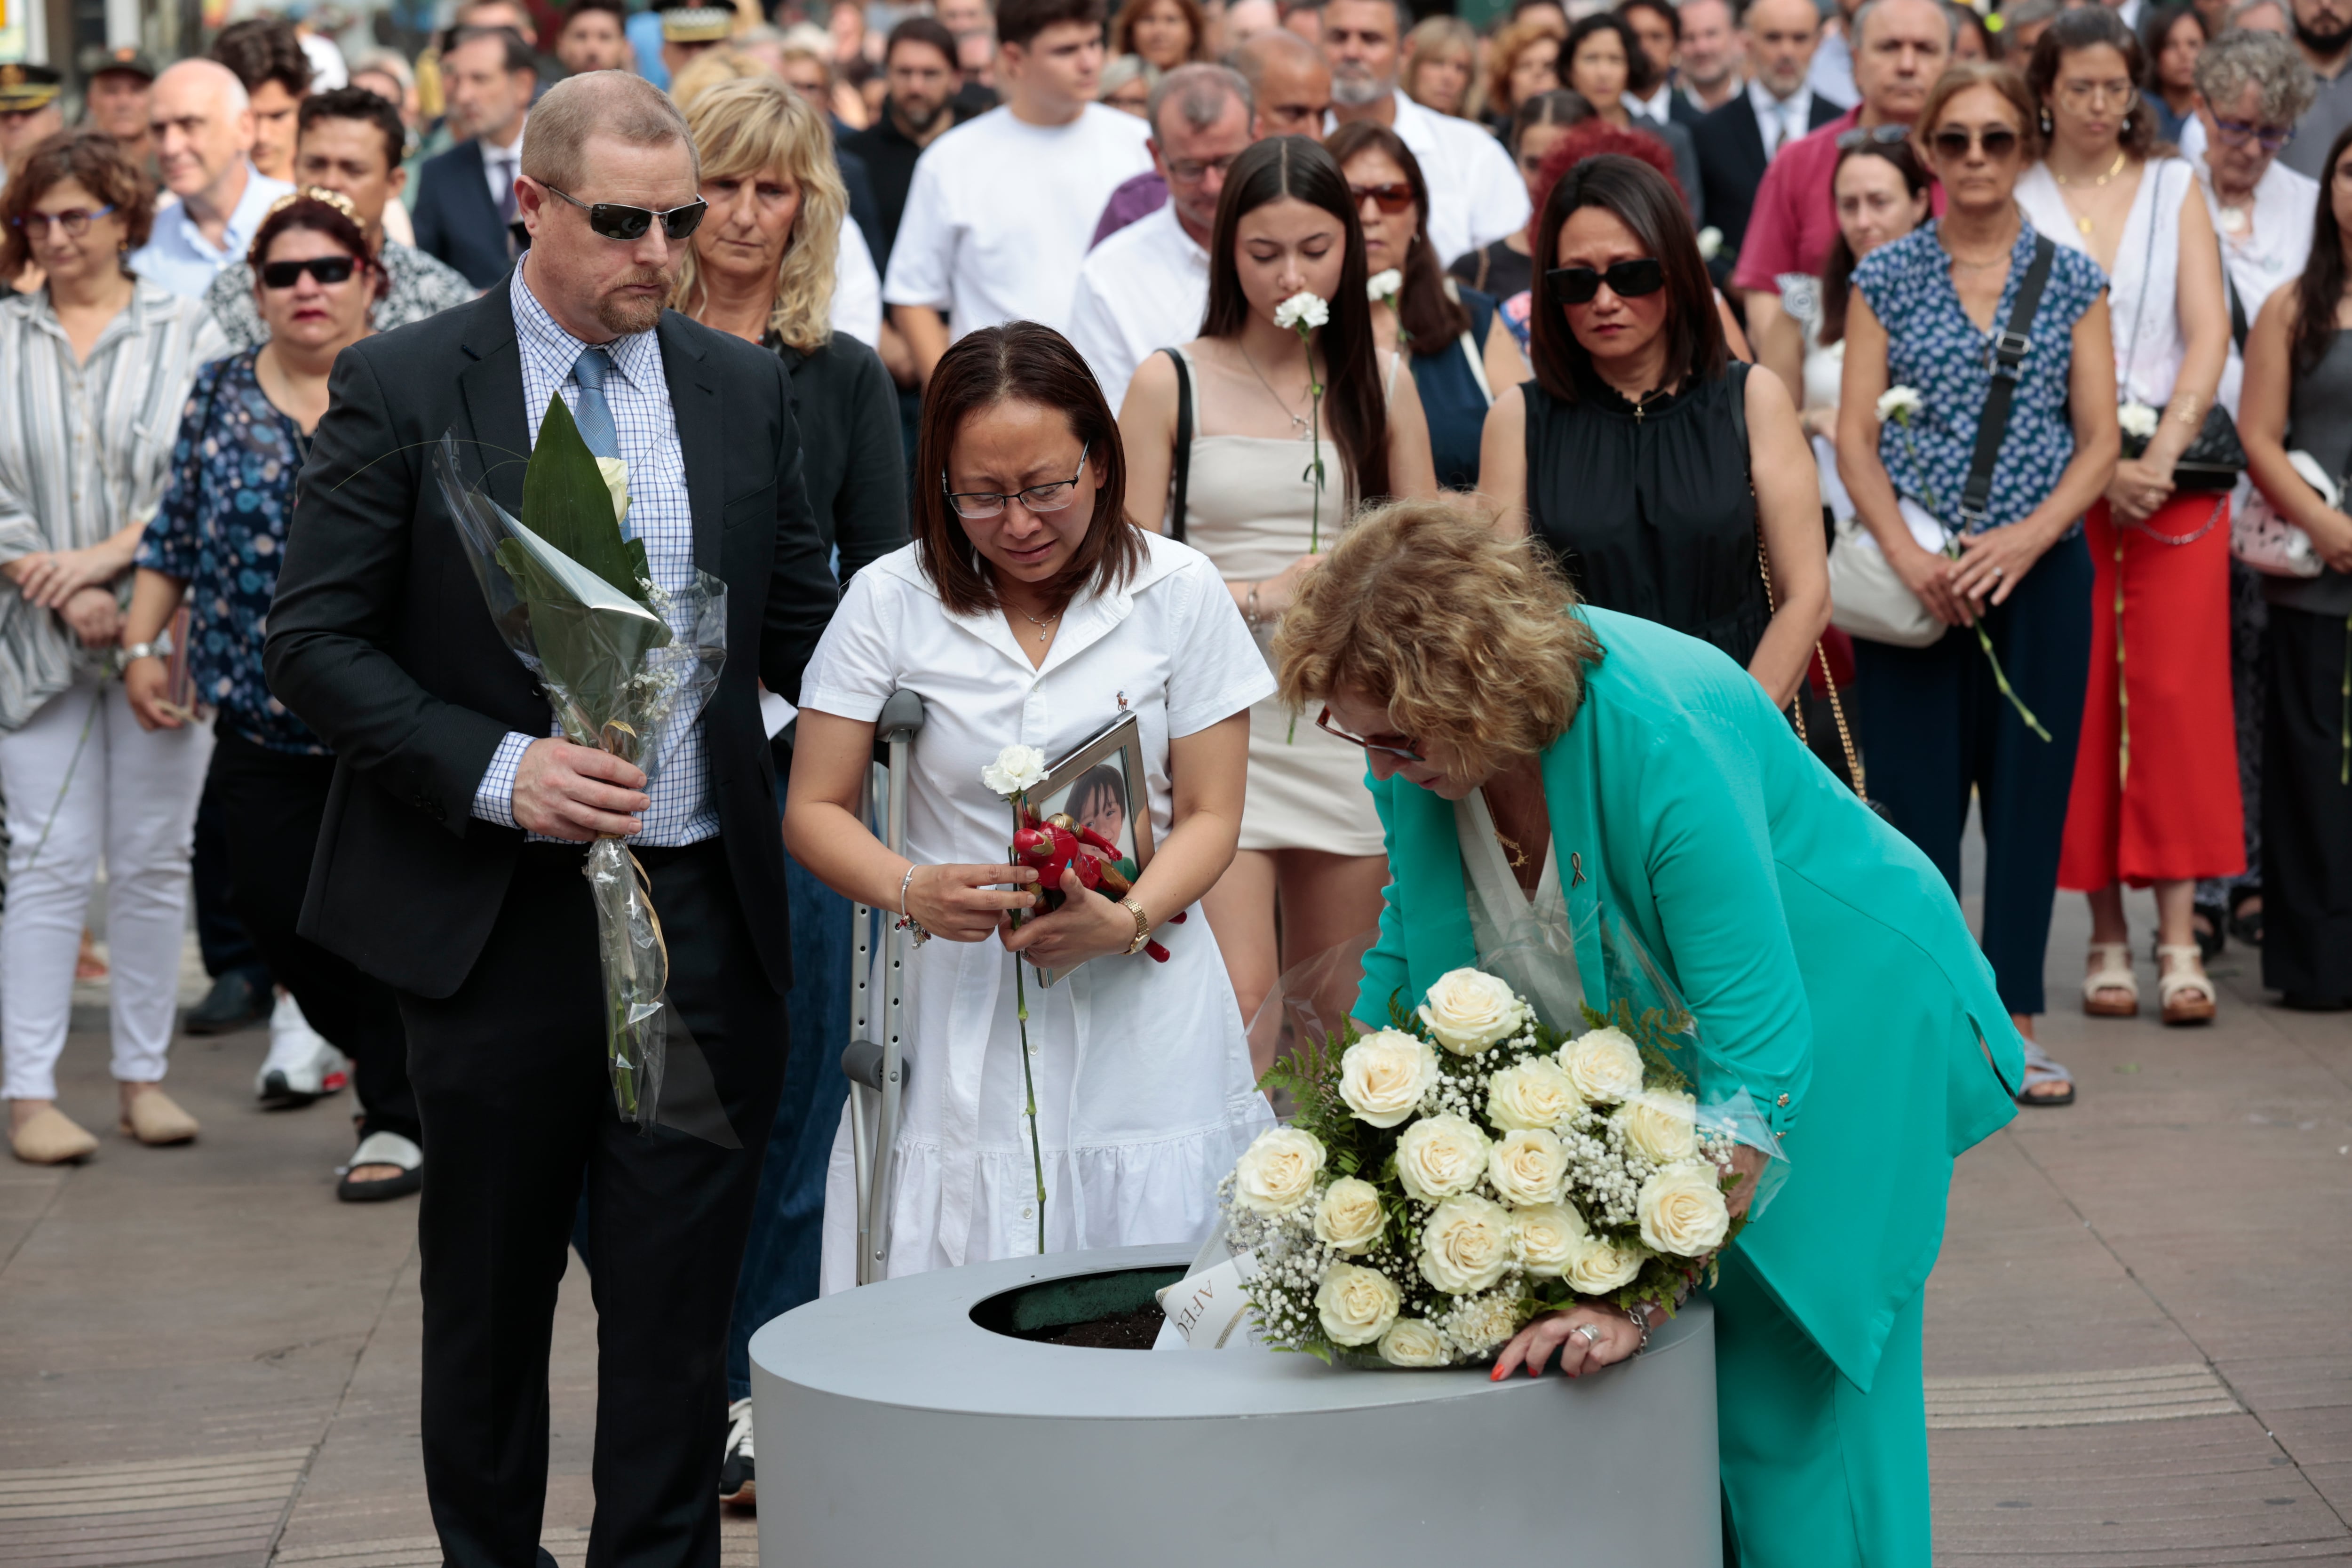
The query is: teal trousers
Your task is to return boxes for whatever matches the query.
[1713,1247,1931,1568]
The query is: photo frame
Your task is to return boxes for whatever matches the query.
[1012,711,1154,988]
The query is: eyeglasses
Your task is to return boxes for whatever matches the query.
[1316,706,1423,762]
[540,182,708,241]
[2212,115,2293,151]
[2056,78,2136,111]
[1167,151,1243,183]
[943,443,1090,519]
[1929,125,2021,159]
[1546,256,1665,305]
[1835,124,1910,151]
[10,204,114,239]
[1349,181,1416,214]
[260,254,364,288]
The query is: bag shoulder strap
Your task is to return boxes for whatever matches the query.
[1162,345,1192,543]
[2225,249,2250,355]
[1958,233,2057,529]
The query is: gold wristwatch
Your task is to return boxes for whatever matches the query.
[1119,896,1151,955]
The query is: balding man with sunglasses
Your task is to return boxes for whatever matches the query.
[265,69,834,1566]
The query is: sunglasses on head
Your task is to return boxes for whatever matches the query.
[260,254,363,288]
[1545,256,1665,305]
[540,181,708,241]
[1929,125,2020,160]
[1349,181,1415,214]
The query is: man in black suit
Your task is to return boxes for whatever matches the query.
[413,24,538,285]
[266,69,834,1568]
[1691,0,1841,278]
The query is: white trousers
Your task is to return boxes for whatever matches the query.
[0,675,213,1100]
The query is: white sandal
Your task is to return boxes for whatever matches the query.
[2082,942,2138,1018]
[2156,945,2217,1026]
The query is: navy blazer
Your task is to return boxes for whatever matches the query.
[1692,92,1847,265]
[413,137,516,288]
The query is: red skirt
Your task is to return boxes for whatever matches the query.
[2059,493,2247,889]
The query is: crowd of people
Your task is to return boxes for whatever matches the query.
[1,0,2350,1552]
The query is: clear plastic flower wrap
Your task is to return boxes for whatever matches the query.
[430,405,726,1132]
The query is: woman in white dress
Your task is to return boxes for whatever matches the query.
[788,322,1275,1285]
[1119,135,1436,1058]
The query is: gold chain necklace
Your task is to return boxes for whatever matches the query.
[2053,149,2130,238]
[1238,344,1312,435]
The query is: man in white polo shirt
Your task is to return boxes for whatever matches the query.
[884,0,1153,384]
[1322,0,1526,270]
[1068,64,1254,412]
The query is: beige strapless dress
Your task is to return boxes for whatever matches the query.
[1172,345,1385,857]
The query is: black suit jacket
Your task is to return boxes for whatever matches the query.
[264,279,837,1000]
[413,138,517,288]
[1693,92,1845,265]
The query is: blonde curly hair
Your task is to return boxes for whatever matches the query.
[671,75,846,354]
[1274,500,1600,782]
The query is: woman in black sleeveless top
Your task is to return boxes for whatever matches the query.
[1478,153,1828,706]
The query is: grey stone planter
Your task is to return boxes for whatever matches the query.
[749,1243,1722,1566]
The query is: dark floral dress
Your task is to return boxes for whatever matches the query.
[138,349,327,756]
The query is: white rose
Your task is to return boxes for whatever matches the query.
[1510,1202,1587,1277]
[1443,1291,1525,1357]
[1231,1126,1325,1214]
[1418,1193,1514,1294]
[1696,225,1723,261]
[1376,1316,1450,1367]
[1311,1176,1386,1254]
[1614,1089,1699,1165]
[1315,1262,1402,1346]
[1486,1128,1569,1207]
[1558,1027,1645,1104]
[2118,400,2161,440]
[1875,385,1924,424]
[1416,967,1523,1055]
[1394,1113,1489,1202]
[1338,1029,1439,1128]
[979,744,1048,796]
[1486,1057,1579,1131]
[1273,290,1330,331]
[1637,1161,1732,1257]
[1366,267,1403,302]
[1563,1234,1647,1295]
[595,455,631,532]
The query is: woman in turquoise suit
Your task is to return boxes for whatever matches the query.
[1280,501,2026,1568]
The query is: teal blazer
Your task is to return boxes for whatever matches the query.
[1357,608,2024,1390]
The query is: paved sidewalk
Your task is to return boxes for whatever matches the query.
[0,889,2345,1567]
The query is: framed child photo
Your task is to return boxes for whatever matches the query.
[1014,711,1155,988]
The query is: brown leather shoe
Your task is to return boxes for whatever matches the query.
[10,1106,99,1164]
[118,1088,199,1146]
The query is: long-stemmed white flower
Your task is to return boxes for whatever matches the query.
[1366,268,1406,343]
[984,745,1049,1254]
[1273,290,1330,554]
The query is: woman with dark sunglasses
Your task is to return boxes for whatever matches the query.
[2014,9,2238,1028]
[1837,63,2118,1104]
[115,192,424,1201]
[1480,152,1829,720]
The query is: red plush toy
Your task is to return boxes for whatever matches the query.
[1010,810,1177,961]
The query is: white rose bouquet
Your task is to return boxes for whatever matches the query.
[1216,965,1750,1368]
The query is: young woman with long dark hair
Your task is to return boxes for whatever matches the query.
[1119,134,1435,1062]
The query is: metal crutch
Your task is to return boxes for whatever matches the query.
[843,689,925,1287]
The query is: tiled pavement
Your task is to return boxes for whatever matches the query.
[0,886,2345,1567]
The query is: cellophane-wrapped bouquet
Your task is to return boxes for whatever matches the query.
[430,399,725,1130]
[1219,966,1751,1368]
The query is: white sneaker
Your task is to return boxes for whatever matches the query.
[719,1395,755,1506]
[255,992,347,1108]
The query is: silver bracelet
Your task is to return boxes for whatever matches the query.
[893,864,929,945]
[1624,1305,1652,1355]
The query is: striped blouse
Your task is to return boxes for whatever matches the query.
[0,283,227,730]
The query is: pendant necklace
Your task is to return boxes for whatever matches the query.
[1239,344,1312,436]
[2053,149,2129,238]
[1018,608,1060,644]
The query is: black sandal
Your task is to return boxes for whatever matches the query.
[2228,888,2264,947]
[2190,902,2227,961]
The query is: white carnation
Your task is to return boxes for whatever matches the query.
[1366,267,1403,302]
[1315,1262,1402,1346]
[1416,967,1523,1055]
[1558,1026,1645,1104]
[1614,1089,1699,1165]
[1311,1176,1386,1254]
[1394,1113,1489,1202]
[1875,384,1924,424]
[1486,1057,1579,1131]
[1272,290,1330,331]
[1231,1126,1324,1214]
[1338,1029,1439,1128]
[1510,1202,1587,1276]
[1696,225,1723,261]
[1563,1234,1647,1295]
[1376,1316,1450,1367]
[1637,1161,1732,1257]
[1486,1128,1570,1207]
[979,744,1048,796]
[2118,400,2161,440]
[1419,1193,1514,1294]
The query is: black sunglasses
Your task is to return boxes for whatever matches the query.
[260,254,363,288]
[1546,257,1666,306]
[540,182,708,241]
[1929,125,2020,160]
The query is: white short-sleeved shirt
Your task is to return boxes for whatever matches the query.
[1375,93,1533,271]
[881,103,1154,340]
[833,215,885,347]
[1066,202,1210,414]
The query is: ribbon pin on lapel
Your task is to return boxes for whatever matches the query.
[1570,852,1587,889]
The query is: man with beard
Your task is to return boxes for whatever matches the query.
[1322,0,1526,267]
[2282,0,2352,176]
[844,17,980,272]
[264,68,834,1561]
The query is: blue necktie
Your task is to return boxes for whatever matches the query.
[570,345,620,462]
